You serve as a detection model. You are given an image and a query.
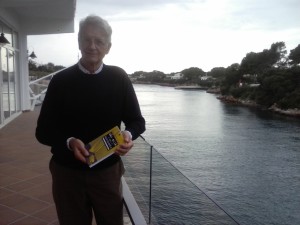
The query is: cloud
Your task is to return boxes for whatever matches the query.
[223,0,300,31]
[28,0,300,74]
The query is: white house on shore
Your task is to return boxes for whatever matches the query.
[171,72,183,80]
[0,0,76,128]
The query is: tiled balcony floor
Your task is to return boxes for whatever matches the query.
[0,108,58,225]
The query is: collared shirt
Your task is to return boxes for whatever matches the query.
[78,61,104,74]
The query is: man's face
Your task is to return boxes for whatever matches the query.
[79,24,111,66]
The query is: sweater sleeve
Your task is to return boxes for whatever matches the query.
[122,76,146,140]
[35,73,69,149]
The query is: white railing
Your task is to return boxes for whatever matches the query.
[122,177,147,225]
[28,69,64,110]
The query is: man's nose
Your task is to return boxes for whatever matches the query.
[88,40,96,49]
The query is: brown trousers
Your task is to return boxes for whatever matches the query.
[49,159,125,225]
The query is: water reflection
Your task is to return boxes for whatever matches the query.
[133,84,300,225]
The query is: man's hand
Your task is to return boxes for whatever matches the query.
[115,131,133,156]
[69,138,90,164]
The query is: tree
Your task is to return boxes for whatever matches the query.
[130,71,144,78]
[29,61,65,79]
[181,67,205,83]
[221,63,241,95]
[289,44,300,66]
[28,59,37,71]
[240,42,287,75]
[208,67,226,79]
[269,42,287,68]
[135,70,166,83]
[239,52,259,74]
[46,62,55,72]
[255,67,300,108]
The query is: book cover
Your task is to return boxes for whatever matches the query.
[85,126,124,168]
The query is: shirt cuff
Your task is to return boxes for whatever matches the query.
[66,137,75,151]
[124,130,132,140]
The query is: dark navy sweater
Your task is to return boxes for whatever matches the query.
[36,64,145,169]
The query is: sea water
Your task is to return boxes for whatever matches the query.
[133,84,300,225]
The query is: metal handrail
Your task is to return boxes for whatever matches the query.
[28,69,65,110]
[122,177,147,225]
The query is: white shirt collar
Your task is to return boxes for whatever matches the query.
[78,61,104,74]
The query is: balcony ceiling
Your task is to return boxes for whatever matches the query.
[0,0,76,34]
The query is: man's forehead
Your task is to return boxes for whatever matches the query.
[82,24,105,32]
[81,26,107,38]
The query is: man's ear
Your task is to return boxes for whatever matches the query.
[106,43,112,54]
[78,38,82,51]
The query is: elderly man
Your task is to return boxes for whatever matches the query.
[36,15,146,225]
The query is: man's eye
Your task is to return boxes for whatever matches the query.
[96,40,105,45]
[83,39,91,44]
[82,38,106,46]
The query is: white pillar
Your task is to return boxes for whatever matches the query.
[19,33,31,111]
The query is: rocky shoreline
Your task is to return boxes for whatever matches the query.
[268,104,300,118]
[217,95,300,118]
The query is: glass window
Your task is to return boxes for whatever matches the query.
[0,22,20,126]
[0,44,20,123]
[1,47,10,119]
[3,27,12,47]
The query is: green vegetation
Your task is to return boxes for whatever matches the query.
[220,42,300,109]
[130,42,300,110]
[29,60,65,80]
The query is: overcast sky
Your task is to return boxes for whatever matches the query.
[28,0,300,74]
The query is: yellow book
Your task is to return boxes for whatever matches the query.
[85,126,124,168]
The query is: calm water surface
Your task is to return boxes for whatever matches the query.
[133,84,300,225]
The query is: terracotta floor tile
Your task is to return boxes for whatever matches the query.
[9,216,48,225]
[0,205,25,225]
[10,169,42,180]
[26,174,52,185]
[0,155,14,164]
[0,175,21,187]
[0,187,14,199]
[20,182,53,203]
[48,220,59,225]
[19,163,50,175]
[1,193,50,214]
[32,205,57,223]
[6,180,37,193]
[1,193,28,207]
[0,165,23,175]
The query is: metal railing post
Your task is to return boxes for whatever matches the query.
[149,145,153,224]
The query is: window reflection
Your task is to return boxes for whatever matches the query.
[1,47,10,119]
[1,47,18,121]
[0,22,19,126]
